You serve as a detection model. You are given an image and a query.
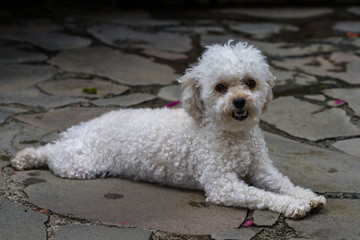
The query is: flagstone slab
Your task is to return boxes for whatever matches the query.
[262,97,360,141]
[11,170,246,235]
[286,199,360,240]
[0,197,48,240]
[252,210,279,226]
[48,46,178,86]
[0,87,85,108]
[0,64,58,93]
[0,24,91,51]
[0,46,47,65]
[332,138,360,158]
[54,224,152,240]
[201,35,337,57]
[92,93,156,107]
[229,23,298,38]
[12,125,53,151]
[14,107,113,132]
[0,122,21,153]
[272,52,360,85]
[158,85,181,102]
[142,48,187,60]
[211,228,262,240]
[323,88,360,116]
[87,25,192,53]
[332,21,360,33]
[265,132,360,193]
[271,68,318,93]
[0,106,26,123]
[214,8,333,19]
[38,79,129,98]
[348,6,360,16]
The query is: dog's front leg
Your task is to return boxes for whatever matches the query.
[201,171,313,218]
[247,156,326,212]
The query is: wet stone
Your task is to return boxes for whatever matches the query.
[332,21,360,33]
[0,23,91,51]
[332,138,360,158]
[211,228,262,240]
[54,224,152,240]
[0,86,86,108]
[158,85,181,102]
[214,8,333,19]
[38,79,130,98]
[87,24,192,53]
[0,46,47,65]
[0,64,58,93]
[262,97,360,141]
[272,52,360,85]
[229,23,298,38]
[0,197,48,240]
[265,132,360,193]
[12,170,246,235]
[14,107,113,132]
[323,88,360,116]
[252,210,279,226]
[92,93,157,107]
[48,46,178,86]
[286,199,360,240]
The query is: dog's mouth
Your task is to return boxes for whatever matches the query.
[232,108,248,121]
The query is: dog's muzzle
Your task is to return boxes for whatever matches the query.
[232,97,248,121]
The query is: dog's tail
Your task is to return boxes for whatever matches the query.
[11,145,54,171]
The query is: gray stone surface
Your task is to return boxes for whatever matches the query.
[323,88,360,116]
[38,79,130,98]
[158,85,181,102]
[332,21,360,33]
[271,68,318,93]
[262,96,360,141]
[0,64,58,93]
[348,6,360,16]
[332,138,360,158]
[0,46,47,65]
[11,170,246,235]
[48,46,178,86]
[0,23,91,51]
[287,199,360,240]
[92,93,156,107]
[272,52,360,85]
[265,132,360,193]
[214,8,333,19]
[303,94,326,101]
[229,23,298,38]
[0,197,48,240]
[0,86,86,108]
[211,228,262,240]
[14,107,113,132]
[87,25,192,53]
[54,224,152,240]
[252,210,279,226]
[201,35,337,57]
[142,48,187,60]
[12,125,52,150]
[0,122,22,153]
[0,106,26,123]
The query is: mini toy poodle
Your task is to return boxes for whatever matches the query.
[12,41,325,218]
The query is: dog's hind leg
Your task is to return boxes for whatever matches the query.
[11,145,54,171]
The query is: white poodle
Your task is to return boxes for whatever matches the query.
[12,41,325,218]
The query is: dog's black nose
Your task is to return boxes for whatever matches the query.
[233,97,246,109]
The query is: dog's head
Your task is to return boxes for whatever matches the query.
[178,41,274,132]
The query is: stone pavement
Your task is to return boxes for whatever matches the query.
[0,5,360,240]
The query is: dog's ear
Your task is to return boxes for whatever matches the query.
[179,75,204,121]
[262,72,275,113]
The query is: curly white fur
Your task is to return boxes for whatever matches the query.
[12,41,325,218]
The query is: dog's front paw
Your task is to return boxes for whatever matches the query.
[283,199,312,219]
[309,195,326,210]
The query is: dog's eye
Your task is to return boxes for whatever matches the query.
[247,79,256,89]
[215,84,227,93]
